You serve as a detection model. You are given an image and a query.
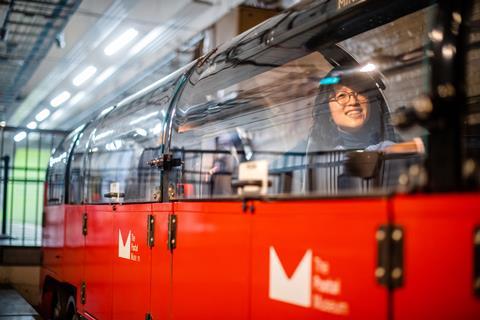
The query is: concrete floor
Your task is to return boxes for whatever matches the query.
[0,285,41,320]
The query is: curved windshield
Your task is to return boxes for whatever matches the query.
[170,4,434,199]
[83,76,181,204]
[46,126,84,205]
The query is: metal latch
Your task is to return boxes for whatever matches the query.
[82,213,88,236]
[375,225,404,289]
[147,153,182,171]
[81,281,86,305]
[147,215,155,248]
[167,214,177,251]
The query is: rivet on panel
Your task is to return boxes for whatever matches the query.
[375,229,386,241]
[392,268,402,280]
[375,267,385,278]
[392,229,403,241]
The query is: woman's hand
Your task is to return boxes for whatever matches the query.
[383,138,425,154]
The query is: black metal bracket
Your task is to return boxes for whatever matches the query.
[82,213,87,236]
[80,281,86,305]
[147,215,155,248]
[241,199,255,214]
[232,180,262,188]
[474,226,480,297]
[147,153,182,171]
[376,224,404,289]
[231,179,272,192]
[167,214,177,251]
[103,192,125,199]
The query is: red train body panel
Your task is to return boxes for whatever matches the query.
[250,198,389,319]
[393,194,480,319]
[171,202,251,320]
[42,195,480,319]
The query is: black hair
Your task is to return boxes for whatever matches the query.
[307,69,398,151]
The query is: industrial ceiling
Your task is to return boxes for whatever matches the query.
[0,0,247,132]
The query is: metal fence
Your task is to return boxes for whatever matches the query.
[0,127,66,247]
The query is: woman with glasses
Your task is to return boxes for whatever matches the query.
[307,68,424,154]
[305,68,424,192]
[307,68,400,152]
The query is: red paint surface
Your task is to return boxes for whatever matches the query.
[150,203,172,320]
[41,193,480,319]
[170,201,250,320]
[393,193,480,319]
[251,198,389,319]
[83,204,114,320]
[63,205,86,310]
[42,205,65,277]
[112,203,152,319]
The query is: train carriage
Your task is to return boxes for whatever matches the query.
[41,0,480,319]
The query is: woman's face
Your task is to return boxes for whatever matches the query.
[328,84,369,132]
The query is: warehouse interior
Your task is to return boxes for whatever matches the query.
[0,0,479,319]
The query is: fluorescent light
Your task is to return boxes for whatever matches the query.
[104,28,139,56]
[106,140,123,151]
[73,66,97,86]
[27,121,37,129]
[69,91,86,106]
[94,129,114,141]
[0,121,6,127]
[51,110,64,121]
[135,128,147,136]
[14,131,27,142]
[94,67,117,85]
[129,111,158,125]
[130,26,165,56]
[360,63,377,73]
[99,106,114,117]
[35,108,51,122]
[150,123,162,134]
[50,91,71,107]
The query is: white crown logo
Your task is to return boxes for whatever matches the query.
[118,230,131,260]
[269,246,312,307]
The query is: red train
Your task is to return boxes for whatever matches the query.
[41,0,480,319]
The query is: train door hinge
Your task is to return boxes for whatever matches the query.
[80,281,86,305]
[474,226,480,297]
[375,224,404,289]
[167,214,177,251]
[241,199,255,214]
[147,215,155,248]
[145,313,153,320]
[82,213,88,236]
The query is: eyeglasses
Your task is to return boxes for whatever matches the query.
[329,91,368,105]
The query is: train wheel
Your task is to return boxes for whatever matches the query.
[51,288,77,320]
[65,295,78,320]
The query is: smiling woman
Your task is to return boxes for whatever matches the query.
[307,69,398,152]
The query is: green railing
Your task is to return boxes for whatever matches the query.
[0,127,66,247]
